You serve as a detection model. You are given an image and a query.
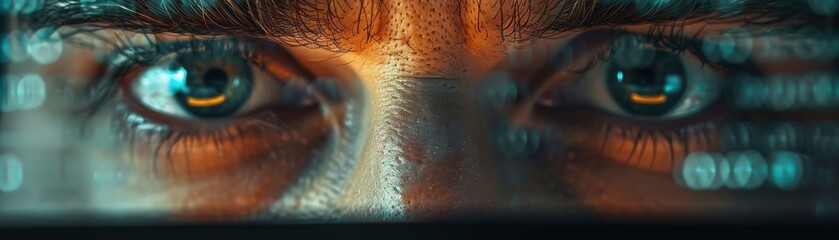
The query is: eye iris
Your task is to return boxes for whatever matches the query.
[170,59,253,118]
[606,49,686,116]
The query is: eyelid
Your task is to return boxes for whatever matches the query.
[109,38,317,126]
[573,47,723,120]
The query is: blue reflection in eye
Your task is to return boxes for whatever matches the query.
[664,74,683,94]
[133,65,191,117]
[616,71,624,83]
[166,67,188,94]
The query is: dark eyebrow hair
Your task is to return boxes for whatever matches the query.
[28,0,369,49]
[26,0,826,49]
[506,0,826,41]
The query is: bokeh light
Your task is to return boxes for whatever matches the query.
[769,151,804,190]
[18,74,46,110]
[478,71,518,110]
[1,30,30,63]
[0,154,24,193]
[808,0,839,16]
[26,27,63,65]
[495,124,541,158]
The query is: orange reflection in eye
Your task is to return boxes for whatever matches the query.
[186,95,227,107]
[630,93,666,105]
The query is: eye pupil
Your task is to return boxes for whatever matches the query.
[171,61,253,118]
[202,68,229,94]
[606,49,686,116]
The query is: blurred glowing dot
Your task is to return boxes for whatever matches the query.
[0,1,13,14]
[17,74,46,110]
[811,73,834,107]
[1,75,21,112]
[480,71,518,109]
[496,125,541,158]
[711,153,730,190]
[731,74,767,110]
[702,37,723,62]
[764,122,800,152]
[730,151,767,190]
[0,154,24,192]
[27,28,64,65]
[680,152,717,190]
[16,0,44,14]
[0,36,7,63]
[719,29,752,64]
[720,122,758,152]
[793,27,828,60]
[755,37,781,60]
[1,31,31,62]
[808,0,839,16]
[12,0,27,13]
[769,76,796,111]
[769,151,803,190]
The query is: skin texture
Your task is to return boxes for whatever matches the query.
[292,0,828,220]
[6,0,833,222]
[331,0,511,220]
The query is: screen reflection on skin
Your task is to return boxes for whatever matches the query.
[0,0,838,222]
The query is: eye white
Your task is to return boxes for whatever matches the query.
[129,57,281,119]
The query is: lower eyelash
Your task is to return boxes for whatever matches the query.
[109,103,334,218]
[532,101,734,173]
[580,117,724,173]
[111,104,316,180]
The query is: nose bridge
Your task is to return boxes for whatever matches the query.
[372,77,487,216]
[342,1,497,219]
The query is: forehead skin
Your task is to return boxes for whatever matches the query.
[309,0,561,78]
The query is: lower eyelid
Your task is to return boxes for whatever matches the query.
[562,118,724,173]
[115,106,330,180]
[530,103,734,173]
[109,105,336,218]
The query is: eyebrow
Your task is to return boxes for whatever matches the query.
[30,0,822,46]
[507,0,821,41]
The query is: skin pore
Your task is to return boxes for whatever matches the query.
[5,0,832,221]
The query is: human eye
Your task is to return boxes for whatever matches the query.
[1,26,366,219]
[482,22,839,216]
[570,35,723,120]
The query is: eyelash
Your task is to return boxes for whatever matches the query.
[69,32,264,119]
[528,28,769,171]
